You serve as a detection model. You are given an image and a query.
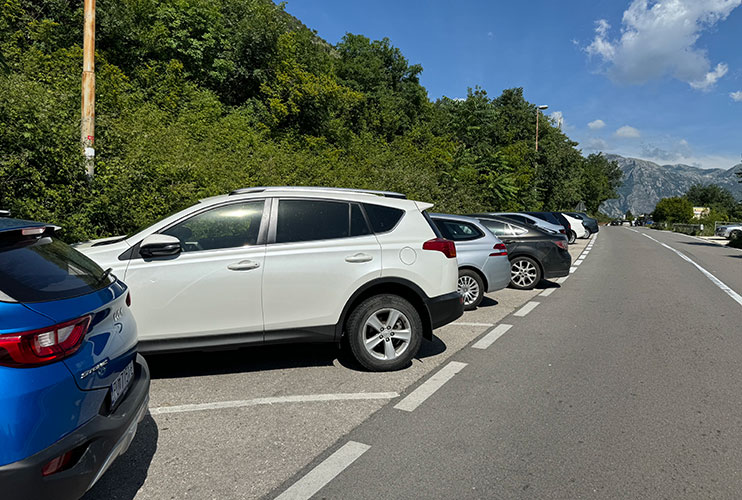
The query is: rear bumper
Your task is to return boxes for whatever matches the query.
[0,354,151,500]
[482,256,511,293]
[426,291,464,330]
[543,250,572,279]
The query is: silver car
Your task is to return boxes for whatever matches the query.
[484,212,566,236]
[716,224,742,239]
[431,214,511,310]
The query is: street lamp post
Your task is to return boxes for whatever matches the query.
[81,0,95,178]
[535,104,548,152]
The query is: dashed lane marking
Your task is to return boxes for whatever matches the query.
[453,322,495,327]
[472,324,513,350]
[274,441,371,500]
[539,288,556,297]
[514,301,540,317]
[394,361,468,412]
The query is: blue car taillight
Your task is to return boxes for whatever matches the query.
[0,315,91,367]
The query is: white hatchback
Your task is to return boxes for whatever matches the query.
[76,187,463,371]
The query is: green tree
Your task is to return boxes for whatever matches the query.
[684,184,737,214]
[653,197,694,224]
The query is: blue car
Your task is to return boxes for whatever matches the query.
[0,217,150,499]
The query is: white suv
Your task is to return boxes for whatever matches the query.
[77,187,463,371]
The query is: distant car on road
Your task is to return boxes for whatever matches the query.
[77,187,463,372]
[716,223,742,240]
[474,215,571,290]
[431,214,510,310]
[0,217,150,500]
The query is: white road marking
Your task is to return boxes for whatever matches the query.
[472,324,513,350]
[274,441,370,500]
[394,361,467,412]
[569,266,577,273]
[514,301,540,317]
[539,288,556,297]
[642,233,742,308]
[574,259,584,266]
[629,228,639,233]
[555,276,568,284]
[453,322,495,327]
[149,392,399,416]
[580,251,590,258]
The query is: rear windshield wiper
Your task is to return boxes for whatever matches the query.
[97,267,114,285]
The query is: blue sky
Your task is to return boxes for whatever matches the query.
[284,0,742,170]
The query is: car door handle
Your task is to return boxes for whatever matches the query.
[345,253,373,263]
[228,260,261,271]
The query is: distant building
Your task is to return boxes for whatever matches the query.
[693,207,710,219]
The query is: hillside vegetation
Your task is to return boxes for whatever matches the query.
[0,0,622,241]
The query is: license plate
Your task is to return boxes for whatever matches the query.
[110,361,134,409]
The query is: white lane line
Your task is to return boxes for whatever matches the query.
[569,266,577,274]
[555,276,568,284]
[149,392,399,416]
[642,233,742,308]
[453,322,495,327]
[514,301,540,317]
[629,229,639,233]
[275,441,370,500]
[574,259,584,266]
[472,324,513,350]
[539,288,556,297]
[394,361,467,412]
[580,251,590,257]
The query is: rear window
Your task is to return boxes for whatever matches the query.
[433,219,484,241]
[0,234,110,303]
[363,204,404,233]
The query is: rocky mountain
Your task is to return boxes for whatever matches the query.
[599,155,742,217]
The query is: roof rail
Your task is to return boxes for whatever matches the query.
[228,186,407,199]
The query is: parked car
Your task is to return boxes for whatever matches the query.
[77,187,463,372]
[473,215,571,290]
[562,213,587,240]
[475,212,566,237]
[430,214,510,310]
[0,217,150,500]
[564,212,599,236]
[524,212,573,242]
[716,223,742,239]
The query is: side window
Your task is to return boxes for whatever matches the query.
[276,200,350,243]
[350,204,371,237]
[162,201,264,252]
[363,204,404,233]
[481,220,510,237]
[435,220,483,241]
[509,224,528,235]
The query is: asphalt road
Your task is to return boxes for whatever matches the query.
[84,236,590,500]
[271,227,742,499]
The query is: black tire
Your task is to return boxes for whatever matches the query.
[568,230,577,244]
[509,256,542,290]
[346,294,423,372]
[731,230,742,240]
[583,226,592,238]
[458,269,484,311]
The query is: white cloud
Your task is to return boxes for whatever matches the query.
[585,0,741,90]
[588,119,606,130]
[615,125,641,138]
[551,111,564,128]
[585,138,609,151]
[641,138,693,161]
[731,90,742,101]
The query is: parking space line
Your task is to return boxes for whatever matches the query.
[569,266,577,274]
[149,392,400,416]
[539,288,556,297]
[574,259,583,266]
[394,361,467,412]
[472,324,512,349]
[274,441,370,500]
[514,301,540,317]
[555,276,568,284]
[453,322,495,327]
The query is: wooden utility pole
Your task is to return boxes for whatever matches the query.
[81,0,95,177]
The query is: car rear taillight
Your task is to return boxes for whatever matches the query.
[554,240,568,250]
[423,238,457,258]
[490,243,508,257]
[0,316,91,367]
[559,229,566,234]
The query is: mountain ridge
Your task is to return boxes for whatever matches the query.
[599,154,742,217]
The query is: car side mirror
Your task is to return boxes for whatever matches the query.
[139,234,181,258]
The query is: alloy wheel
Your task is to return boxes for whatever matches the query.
[361,308,412,361]
[458,275,480,306]
[511,259,538,288]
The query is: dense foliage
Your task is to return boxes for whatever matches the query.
[683,183,742,221]
[0,0,623,242]
[652,197,694,224]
